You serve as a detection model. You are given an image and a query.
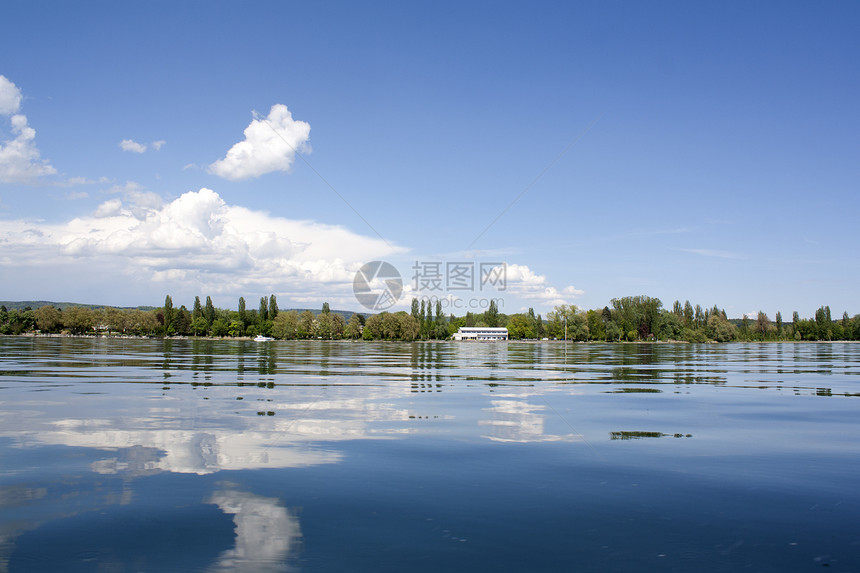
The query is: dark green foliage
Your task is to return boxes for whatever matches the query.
[205,296,215,327]
[238,297,246,327]
[269,295,278,320]
[192,296,203,320]
[259,297,268,322]
[484,299,499,327]
[2,295,856,344]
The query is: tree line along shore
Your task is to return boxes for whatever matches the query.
[2,294,858,342]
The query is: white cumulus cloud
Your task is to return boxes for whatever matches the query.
[0,187,403,305]
[119,139,147,153]
[0,75,23,115]
[504,263,584,307]
[119,139,166,153]
[0,75,56,183]
[209,104,311,181]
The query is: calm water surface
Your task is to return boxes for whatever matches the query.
[1,338,858,572]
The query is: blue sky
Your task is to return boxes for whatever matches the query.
[1,1,858,318]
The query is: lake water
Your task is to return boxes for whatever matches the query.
[1,338,858,572]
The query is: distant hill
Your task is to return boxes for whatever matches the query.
[0,301,362,319]
[0,301,156,311]
[280,308,361,321]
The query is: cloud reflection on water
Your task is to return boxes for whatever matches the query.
[207,487,301,573]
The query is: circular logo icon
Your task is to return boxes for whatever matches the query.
[353,261,402,311]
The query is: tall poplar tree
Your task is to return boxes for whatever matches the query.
[205,296,215,327]
[269,295,278,320]
[163,295,174,330]
[485,300,499,327]
[238,297,246,328]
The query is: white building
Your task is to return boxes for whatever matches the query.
[452,327,508,341]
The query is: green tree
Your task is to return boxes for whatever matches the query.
[269,295,278,320]
[322,301,330,314]
[193,296,203,321]
[706,314,736,342]
[411,298,420,322]
[484,299,499,327]
[298,310,316,338]
[395,312,419,340]
[205,296,215,328]
[602,306,613,324]
[850,315,860,341]
[35,305,62,333]
[126,309,158,336]
[163,295,174,331]
[831,321,844,340]
[547,305,588,340]
[611,296,662,338]
[63,306,95,335]
[259,297,269,321]
[317,312,334,339]
[228,320,243,337]
[329,313,345,339]
[586,310,605,341]
[656,312,683,341]
[755,311,773,340]
[683,300,694,328]
[345,313,363,339]
[434,301,448,339]
[211,318,229,337]
[179,306,193,335]
[424,302,434,338]
[191,316,208,336]
[604,322,622,341]
[272,310,299,339]
[238,297,247,328]
[101,307,125,334]
[506,314,535,339]
[363,314,384,340]
[815,306,832,340]
[740,314,751,340]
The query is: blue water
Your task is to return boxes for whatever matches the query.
[1,338,858,571]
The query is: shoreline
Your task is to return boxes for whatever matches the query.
[4,333,858,344]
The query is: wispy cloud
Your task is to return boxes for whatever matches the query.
[54,175,112,187]
[631,226,693,237]
[119,139,166,153]
[674,248,742,260]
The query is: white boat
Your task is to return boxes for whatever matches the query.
[254,335,274,342]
